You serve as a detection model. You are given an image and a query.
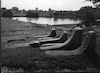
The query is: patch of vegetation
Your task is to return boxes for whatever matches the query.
[2,10,13,17]
[26,11,39,18]
[81,11,97,27]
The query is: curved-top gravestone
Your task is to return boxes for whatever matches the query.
[37,31,68,45]
[44,30,94,56]
[40,27,83,50]
[36,28,57,38]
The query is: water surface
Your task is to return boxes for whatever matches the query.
[12,17,81,25]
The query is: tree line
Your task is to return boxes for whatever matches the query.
[1,10,39,18]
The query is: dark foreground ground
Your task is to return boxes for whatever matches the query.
[1,18,100,72]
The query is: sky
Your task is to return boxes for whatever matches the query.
[1,0,93,11]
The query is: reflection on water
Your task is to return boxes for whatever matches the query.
[12,17,81,25]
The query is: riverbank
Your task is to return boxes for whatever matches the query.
[1,18,100,72]
[1,18,75,45]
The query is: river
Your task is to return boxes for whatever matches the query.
[12,17,81,25]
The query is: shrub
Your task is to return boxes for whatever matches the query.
[81,11,96,27]
[2,10,13,17]
[26,12,39,18]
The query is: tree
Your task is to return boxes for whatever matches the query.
[86,0,100,4]
[81,11,96,27]
[86,0,100,7]
[26,11,39,18]
[78,0,99,27]
[2,10,13,17]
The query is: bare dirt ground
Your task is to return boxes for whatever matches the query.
[1,18,100,72]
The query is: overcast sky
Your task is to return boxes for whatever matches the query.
[1,0,93,11]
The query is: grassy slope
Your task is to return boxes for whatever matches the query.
[1,18,100,72]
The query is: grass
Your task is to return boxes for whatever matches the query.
[1,18,100,72]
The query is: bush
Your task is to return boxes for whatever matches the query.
[26,12,39,18]
[2,10,13,17]
[81,11,96,27]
